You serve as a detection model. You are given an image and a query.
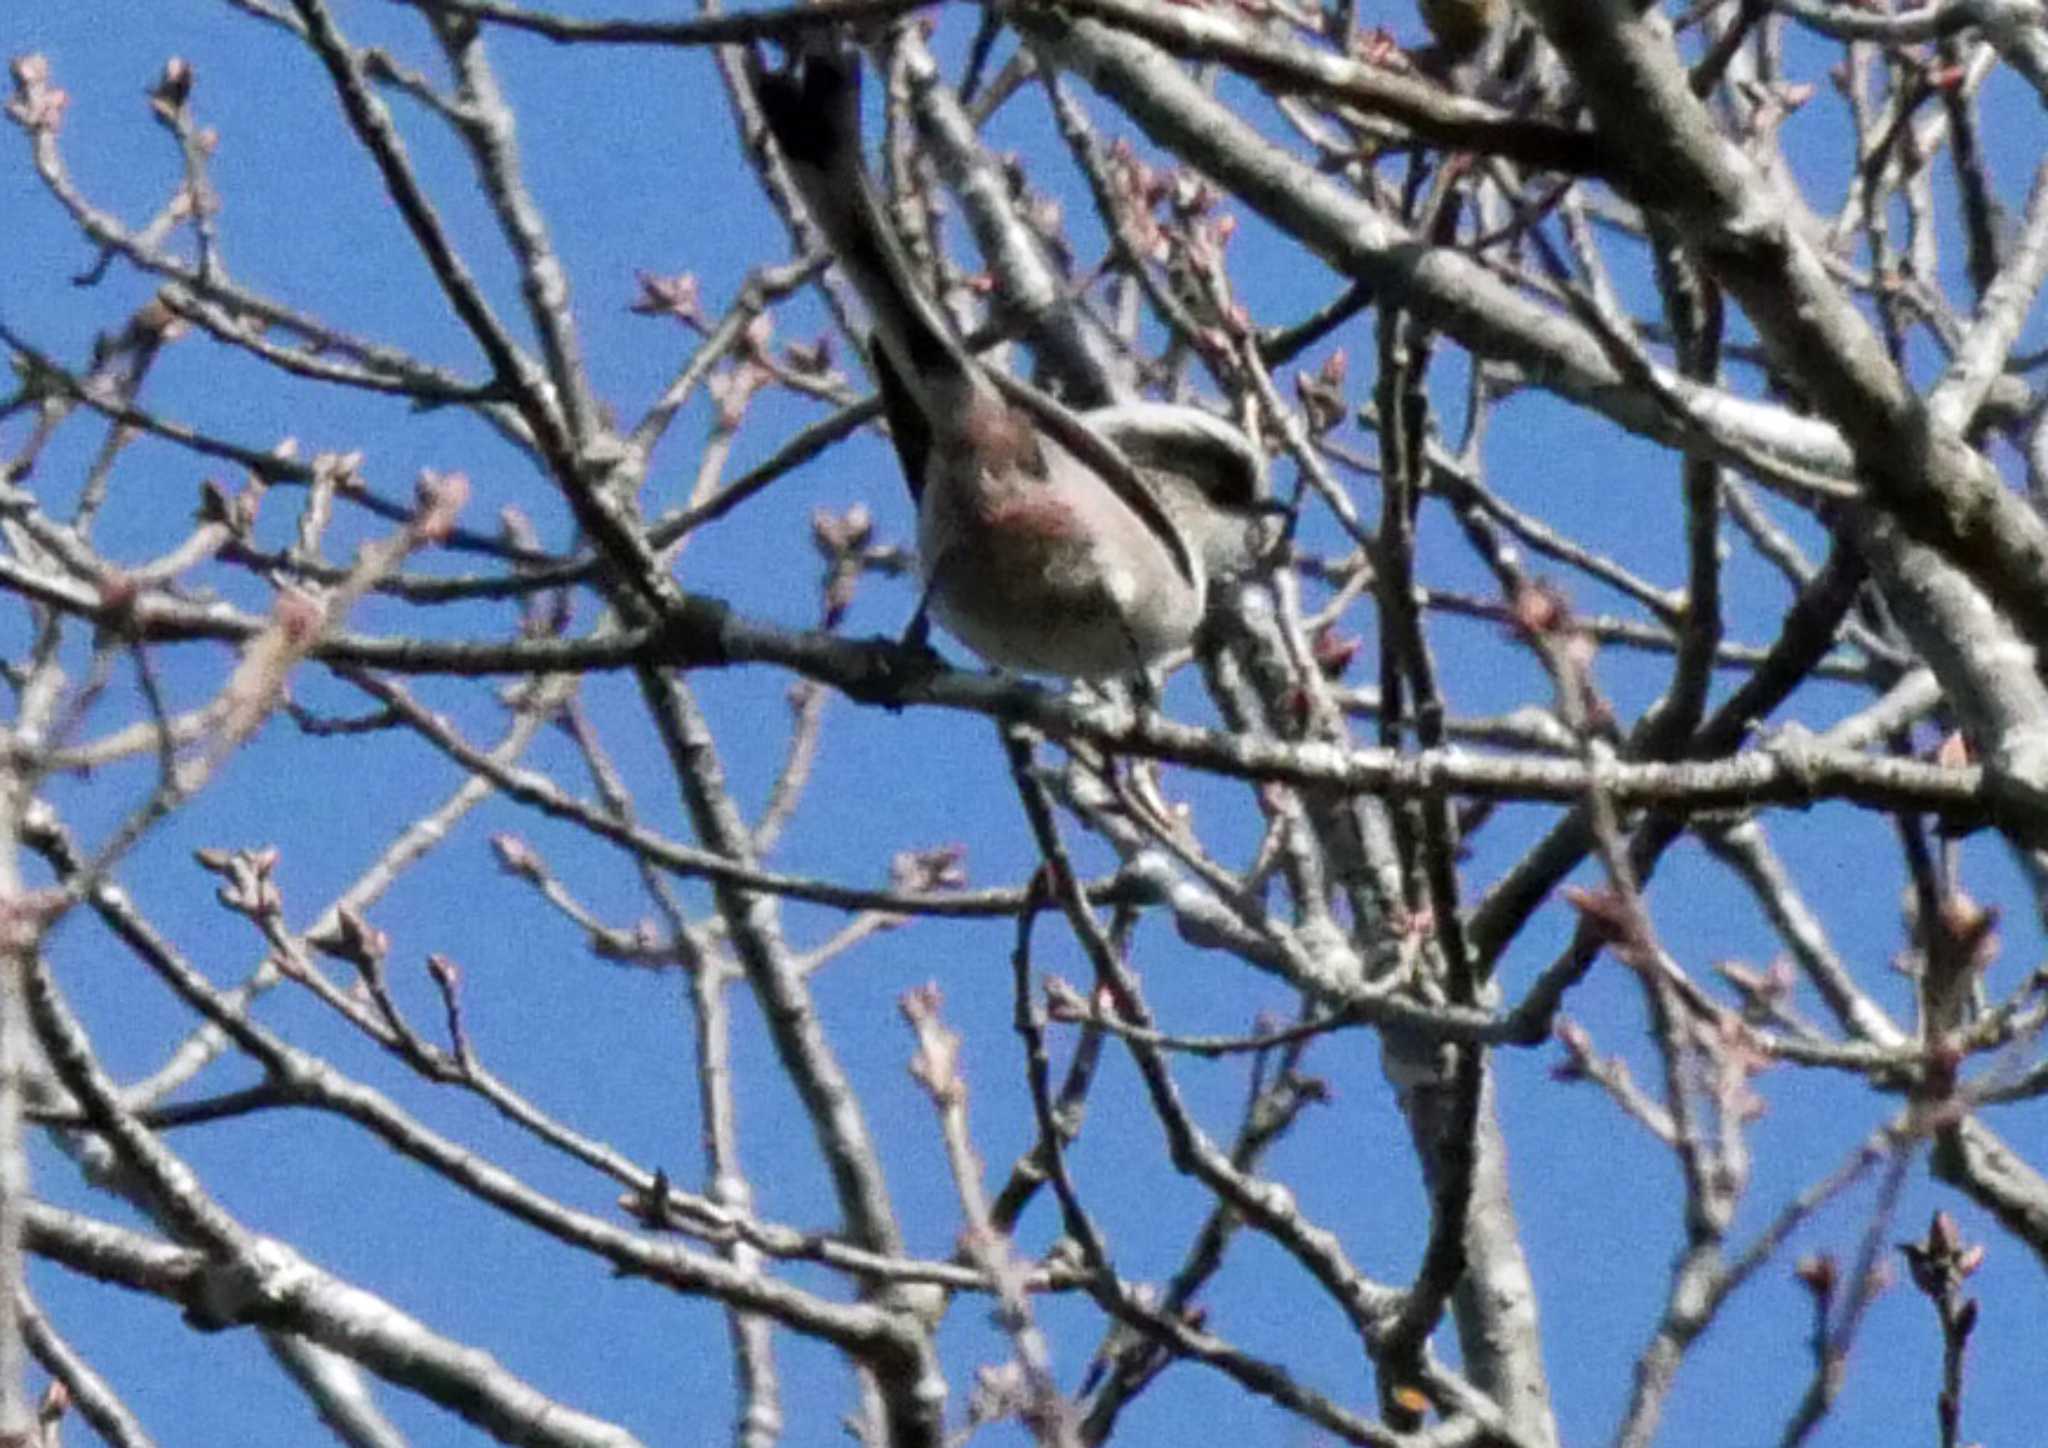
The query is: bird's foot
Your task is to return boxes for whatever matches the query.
[839,631,945,710]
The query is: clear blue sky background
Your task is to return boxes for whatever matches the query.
[6,4,2048,1446]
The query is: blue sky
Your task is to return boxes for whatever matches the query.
[7,4,2048,1446]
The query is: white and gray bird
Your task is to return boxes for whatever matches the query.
[754,47,1270,681]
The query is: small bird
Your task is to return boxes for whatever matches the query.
[753,46,1267,681]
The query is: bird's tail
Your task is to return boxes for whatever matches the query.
[754,49,974,398]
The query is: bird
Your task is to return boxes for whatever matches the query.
[752,45,1269,681]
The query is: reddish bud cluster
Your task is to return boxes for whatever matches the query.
[630,271,705,329]
[7,55,68,134]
